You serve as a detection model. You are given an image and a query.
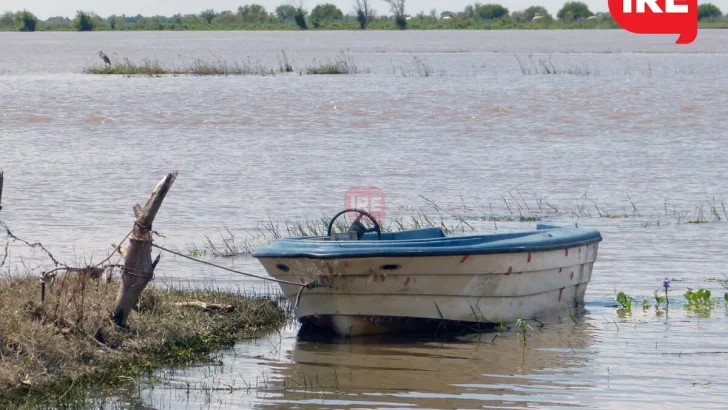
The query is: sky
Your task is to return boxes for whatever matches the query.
[2,0,725,20]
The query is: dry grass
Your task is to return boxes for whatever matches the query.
[0,273,285,408]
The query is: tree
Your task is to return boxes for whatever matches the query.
[524,5,550,20]
[310,3,343,27]
[698,3,722,20]
[467,3,509,20]
[383,0,406,29]
[108,15,118,30]
[199,9,216,24]
[15,10,37,32]
[74,11,95,31]
[294,7,308,29]
[276,4,298,22]
[354,0,371,29]
[557,2,592,20]
[238,4,269,22]
[0,12,14,29]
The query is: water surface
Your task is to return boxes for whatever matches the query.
[1,30,728,409]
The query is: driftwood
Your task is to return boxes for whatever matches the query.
[112,172,177,327]
[173,301,235,313]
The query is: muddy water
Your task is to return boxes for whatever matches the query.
[2,30,728,408]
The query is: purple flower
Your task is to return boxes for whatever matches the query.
[663,277,671,290]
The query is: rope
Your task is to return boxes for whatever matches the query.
[151,243,306,288]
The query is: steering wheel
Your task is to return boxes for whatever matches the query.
[327,209,382,240]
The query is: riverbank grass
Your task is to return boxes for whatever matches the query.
[0,274,285,408]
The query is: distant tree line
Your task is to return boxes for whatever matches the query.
[1,2,725,32]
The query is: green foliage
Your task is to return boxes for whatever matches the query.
[557,1,593,20]
[15,10,38,31]
[642,298,649,309]
[524,5,551,20]
[0,11,14,28]
[515,318,534,343]
[653,290,666,309]
[697,3,722,20]
[237,4,269,23]
[74,10,95,31]
[383,0,407,28]
[466,3,510,20]
[310,3,343,28]
[275,4,298,22]
[684,288,716,313]
[616,291,633,315]
[294,8,308,29]
[199,9,216,24]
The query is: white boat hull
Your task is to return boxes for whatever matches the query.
[258,242,599,336]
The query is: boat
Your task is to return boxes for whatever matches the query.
[253,209,602,337]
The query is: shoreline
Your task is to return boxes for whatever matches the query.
[0,275,286,408]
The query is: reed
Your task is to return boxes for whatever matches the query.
[303,54,367,74]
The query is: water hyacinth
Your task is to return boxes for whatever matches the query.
[663,277,671,290]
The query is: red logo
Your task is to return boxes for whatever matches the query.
[609,0,697,44]
[344,186,386,224]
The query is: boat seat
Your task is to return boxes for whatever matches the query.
[360,227,446,241]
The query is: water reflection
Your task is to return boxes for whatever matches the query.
[134,312,597,409]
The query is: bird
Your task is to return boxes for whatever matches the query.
[98,51,111,66]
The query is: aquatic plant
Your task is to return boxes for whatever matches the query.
[84,56,276,77]
[684,288,716,314]
[615,291,633,315]
[515,318,534,343]
[304,54,366,74]
[278,50,293,72]
[514,53,596,76]
[661,276,671,308]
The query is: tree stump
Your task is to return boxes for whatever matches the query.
[112,172,177,327]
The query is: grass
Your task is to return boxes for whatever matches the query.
[515,54,597,76]
[303,54,367,75]
[0,273,285,408]
[84,57,276,77]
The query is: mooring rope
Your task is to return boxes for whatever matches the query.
[151,243,306,288]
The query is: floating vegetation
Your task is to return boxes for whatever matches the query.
[615,291,634,316]
[684,288,716,314]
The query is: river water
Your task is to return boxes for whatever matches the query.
[2,30,728,409]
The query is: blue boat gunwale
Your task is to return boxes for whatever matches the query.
[253,224,603,260]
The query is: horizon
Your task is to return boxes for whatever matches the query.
[1,0,657,20]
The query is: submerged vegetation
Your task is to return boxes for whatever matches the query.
[0,274,284,408]
[83,57,278,77]
[83,51,375,77]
